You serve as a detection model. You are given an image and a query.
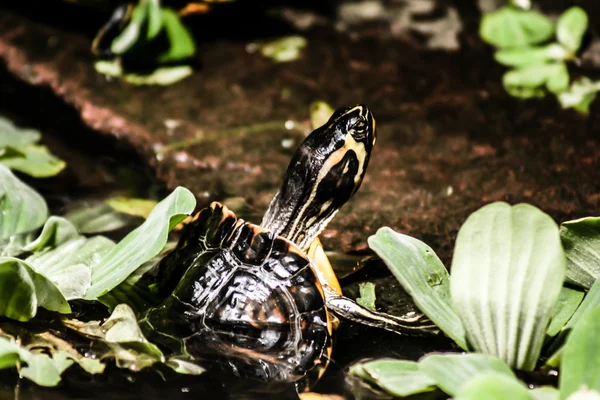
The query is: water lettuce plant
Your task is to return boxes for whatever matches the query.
[480,3,598,113]
[0,164,198,385]
[93,0,196,85]
[353,201,600,398]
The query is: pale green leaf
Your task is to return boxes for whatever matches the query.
[455,372,531,400]
[557,7,588,53]
[495,44,569,67]
[419,353,516,396]
[85,186,196,299]
[257,36,307,63]
[368,227,467,349]
[310,100,335,129]
[166,357,206,375]
[157,9,196,63]
[123,66,193,86]
[1,145,66,178]
[557,78,600,114]
[450,202,566,370]
[559,306,600,399]
[567,389,600,400]
[356,282,376,311]
[0,164,48,240]
[349,359,437,397]
[111,1,147,54]
[532,387,560,400]
[503,63,569,99]
[480,6,554,48]
[63,202,132,234]
[106,197,158,219]
[146,0,163,39]
[0,257,70,320]
[0,117,40,147]
[0,336,75,387]
[546,286,585,338]
[23,216,79,252]
[560,217,600,289]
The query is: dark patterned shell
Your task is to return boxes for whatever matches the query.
[141,202,331,382]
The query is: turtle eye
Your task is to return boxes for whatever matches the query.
[349,118,367,141]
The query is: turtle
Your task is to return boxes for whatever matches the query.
[139,104,436,387]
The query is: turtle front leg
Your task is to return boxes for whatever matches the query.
[308,238,440,338]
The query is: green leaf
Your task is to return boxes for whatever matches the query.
[368,228,467,349]
[0,257,70,320]
[455,373,531,400]
[85,186,196,299]
[494,44,569,67]
[0,117,40,147]
[548,280,600,363]
[450,202,566,371]
[63,202,132,234]
[157,9,196,63]
[480,6,554,49]
[256,36,307,63]
[0,164,48,240]
[556,7,588,53]
[560,217,600,289]
[1,145,66,178]
[106,197,158,220]
[165,357,206,375]
[356,282,377,311]
[419,353,517,396]
[146,0,163,39]
[111,0,147,55]
[546,286,585,338]
[0,336,77,387]
[310,100,335,129]
[503,63,569,99]
[95,60,193,86]
[557,78,600,114]
[531,387,560,400]
[23,216,79,252]
[559,306,600,399]
[349,359,437,397]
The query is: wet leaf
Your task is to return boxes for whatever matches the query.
[450,202,565,371]
[310,100,335,129]
[165,357,206,375]
[557,7,588,53]
[85,186,196,299]
[356,282,376,311]
[480,6,554,48]
[419,353,517,396]
[559,305,600,399]
[546,286,585,338]
[63,202,132,234]
[158,9,196,63]
[0,164,48,240]
[494,44,569,67]
[368,227,467,349]
[349,359,437,397]
[106,197,158,220]
[0,257,70,321]
[0,335,74,387]
[560,217,600,289]
[455,372,531,400]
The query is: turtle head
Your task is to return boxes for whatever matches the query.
[261,104,376,250]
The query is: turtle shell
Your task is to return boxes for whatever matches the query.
[141,202,331,382]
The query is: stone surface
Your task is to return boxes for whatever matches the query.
[1,0,600,267]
